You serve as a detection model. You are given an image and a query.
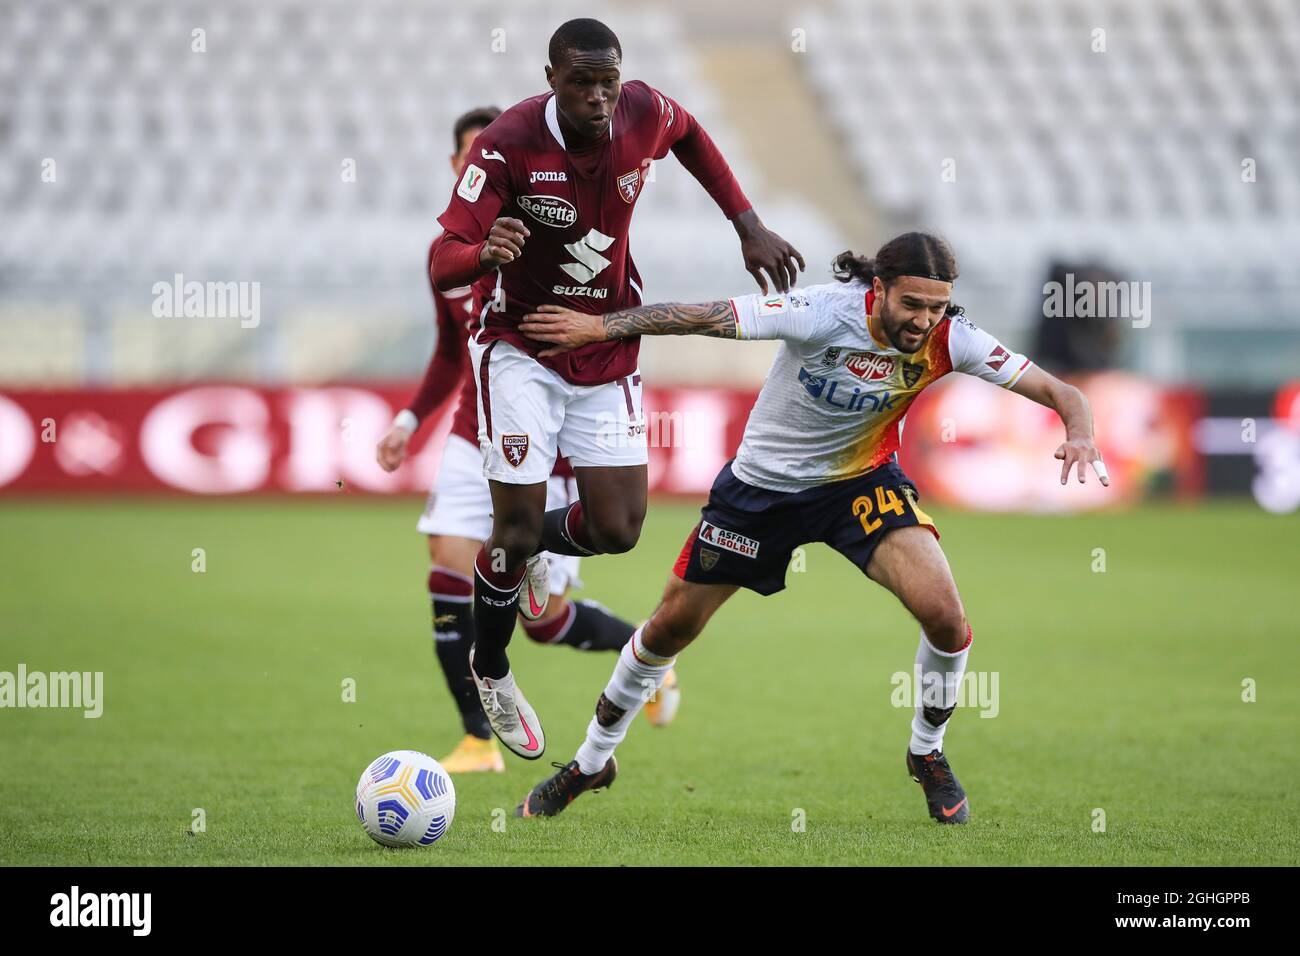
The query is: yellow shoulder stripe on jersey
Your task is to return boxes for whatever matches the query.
[1002,359,1033,389]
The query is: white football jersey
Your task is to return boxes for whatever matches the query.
[728,279,1032,492]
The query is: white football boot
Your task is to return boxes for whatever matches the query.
[517,554,549,621]
[468,648,546,760]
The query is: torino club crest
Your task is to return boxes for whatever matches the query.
[617,169,641,203]
[617,159,653,203]
[502,434,529,467]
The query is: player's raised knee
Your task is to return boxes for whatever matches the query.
[922,605,970,654]
[586,513,643,554]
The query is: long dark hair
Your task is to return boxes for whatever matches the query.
[832,232,964,316]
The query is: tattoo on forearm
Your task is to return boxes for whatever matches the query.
[602,301,737,339]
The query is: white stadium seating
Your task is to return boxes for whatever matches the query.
[1,0,1294,384]
[800,0,1300,347]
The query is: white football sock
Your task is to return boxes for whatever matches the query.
[908,626,971,756]
[574,626,675,775]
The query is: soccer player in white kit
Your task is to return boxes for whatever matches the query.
[512,232,1109,822]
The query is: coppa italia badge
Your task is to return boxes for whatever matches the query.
[844,352,895,381]
[502,434,529,467]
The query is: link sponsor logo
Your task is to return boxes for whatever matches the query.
[797,367,899,412]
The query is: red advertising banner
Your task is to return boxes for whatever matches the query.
[896,371,1204,510]
[0,385,759,497]
[0,375,1202,508]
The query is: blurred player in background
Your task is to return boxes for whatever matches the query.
[430,18,803,759]
[376,106,679,774]
[515,232,1109,822]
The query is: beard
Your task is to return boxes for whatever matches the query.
[879,300,930,354]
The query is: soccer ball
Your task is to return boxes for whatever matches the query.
[355,750,456,848]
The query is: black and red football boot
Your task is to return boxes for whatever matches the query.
[906,749,970,824]
[515,758,617,818]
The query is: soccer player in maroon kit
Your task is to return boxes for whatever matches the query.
[430,19,804,758]
[377,107,679,774]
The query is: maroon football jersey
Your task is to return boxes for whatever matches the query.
[413,237,573,477]
[436,81,739,386]
[404,237,482,445]
[441,291,481,448]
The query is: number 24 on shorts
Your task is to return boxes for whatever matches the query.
[851,485,909,536]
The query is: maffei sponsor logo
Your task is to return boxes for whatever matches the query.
[698,519,759,558]
[0,664,103,718]
[50,886,151,936]
[844,352,895,381]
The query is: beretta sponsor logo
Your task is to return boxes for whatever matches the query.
[518,194,578,228]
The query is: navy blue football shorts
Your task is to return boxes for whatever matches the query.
[673,460,940,596]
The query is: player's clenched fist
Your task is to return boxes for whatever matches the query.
[375,425,411,473]
[479,217,530,267]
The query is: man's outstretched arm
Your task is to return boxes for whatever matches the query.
[1010,366,1109,486]
[520,301,736,356]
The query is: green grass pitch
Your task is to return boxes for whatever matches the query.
[1,497,1296,866]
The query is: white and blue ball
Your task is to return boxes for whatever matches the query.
[355,750,456,848]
